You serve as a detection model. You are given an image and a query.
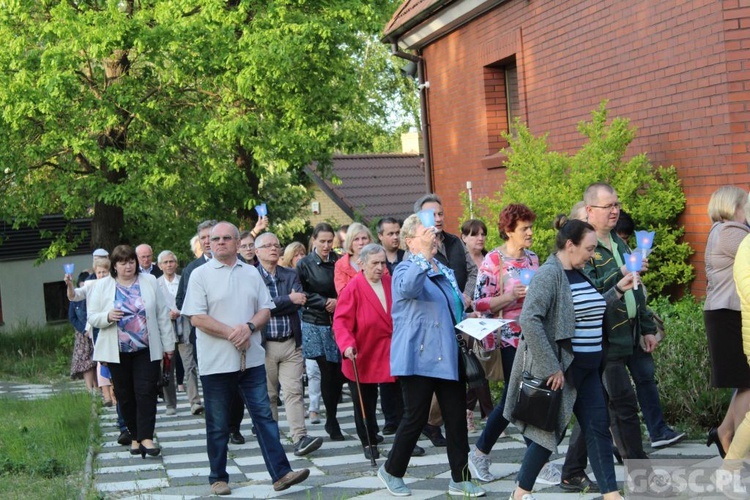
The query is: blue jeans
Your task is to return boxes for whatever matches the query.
[517,364,617,494]
[477,346,528,453]
[627,347,669,440]
[201,365,292,485]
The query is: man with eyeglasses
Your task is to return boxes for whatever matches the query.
[255,232,323,457]
[559,183,683,492]
[182,222,310,496]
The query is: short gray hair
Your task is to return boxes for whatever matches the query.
[255,232,278,247]
[359,243,385,264]
[413,193,442,214]
[157,250,176,264]
[583,183,615,205]
[399,214,421,250]
[197,219,218,233]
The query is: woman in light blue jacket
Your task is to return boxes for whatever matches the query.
[378,214,485,498]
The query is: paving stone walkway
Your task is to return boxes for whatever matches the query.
[1,382,721,498]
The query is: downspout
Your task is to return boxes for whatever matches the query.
[390,43,433,192]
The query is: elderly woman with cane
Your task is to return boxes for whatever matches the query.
[377,214,486,498]
[333,243,395,462]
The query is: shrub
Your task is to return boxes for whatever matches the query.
[649,295,731,433]
[465,101,694,295]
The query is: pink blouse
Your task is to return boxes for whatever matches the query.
[474,248,539,349]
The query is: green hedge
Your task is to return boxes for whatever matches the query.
[649,295,732,434]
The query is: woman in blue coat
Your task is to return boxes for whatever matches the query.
[378,214,485,498]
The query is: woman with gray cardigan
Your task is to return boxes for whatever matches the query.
[505,217,634,500]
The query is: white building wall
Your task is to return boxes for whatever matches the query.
[0,254,92,331]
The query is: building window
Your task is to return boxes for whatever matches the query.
[43,281,68,323]
[484,57,518,156]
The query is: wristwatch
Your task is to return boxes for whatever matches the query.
[246,322,256,333]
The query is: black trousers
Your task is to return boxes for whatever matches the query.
[385,375,470,482]
[108,349,160,442]
[316,357,345,434]
[380,381,404,427]
[348,380,379,448]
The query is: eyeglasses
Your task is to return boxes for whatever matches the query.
[210,236,235,242]
[257,243,282,249]
[239,244,255,250]
[590,203,622,211]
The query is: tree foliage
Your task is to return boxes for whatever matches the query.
[0,0,413,260]
[466,102,693,296]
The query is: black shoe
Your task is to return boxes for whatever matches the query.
[364,446,380,460]
[382,424,398,435]
[375,434,384,444]
[560,473,600,493]
[139,443,161,459]
[117,430,132,446]
[326,420,344,441]
[421,424,447,447]
[411,444,425,457]
[613,446,623,465]
[707,427,727,458]
[229,431,245,445]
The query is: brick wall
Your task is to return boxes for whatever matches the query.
[420,0,750,296]
[309,187,353,228]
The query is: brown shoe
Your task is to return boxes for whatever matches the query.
[273,469,310,491]
[210,481,231,495]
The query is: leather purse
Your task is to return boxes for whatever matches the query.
[511,343,562,432]
[457,333,486,389]
[511,371,562,432]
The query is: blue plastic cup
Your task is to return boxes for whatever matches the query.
[417,209,436,230]
[63,263,75,275]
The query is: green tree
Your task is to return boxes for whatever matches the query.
[0,0,405,259]
[467,102,693,295]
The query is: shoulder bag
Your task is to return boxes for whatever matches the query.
[511,343,562,432]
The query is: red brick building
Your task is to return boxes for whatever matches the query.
[383,0,750,295]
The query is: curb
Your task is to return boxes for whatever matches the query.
[80,392,99,500]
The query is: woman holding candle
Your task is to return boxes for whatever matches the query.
[88,245,175,458]
[468,204,543,483]
[704,186,750,457]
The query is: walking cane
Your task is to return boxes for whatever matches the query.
[351,353,377,467]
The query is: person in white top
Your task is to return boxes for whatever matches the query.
[181,221,310,496]
[156,250,203,416]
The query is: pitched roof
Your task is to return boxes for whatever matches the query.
[306,154,426,223]
[382,0,450,40]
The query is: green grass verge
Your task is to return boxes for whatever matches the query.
[0,323,73,383]
[0,390,96,498]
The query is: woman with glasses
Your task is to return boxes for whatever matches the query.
[238,230,258,265]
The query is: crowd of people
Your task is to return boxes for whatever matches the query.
[63,181,750,498]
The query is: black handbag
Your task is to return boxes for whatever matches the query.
[511,371,562,432]
[457,333,486,389]
[511,343,562,432]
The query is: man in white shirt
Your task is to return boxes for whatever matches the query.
[182,221,309,496]
[156,250,203,416]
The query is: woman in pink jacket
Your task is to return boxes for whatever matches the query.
[333,243,395,459]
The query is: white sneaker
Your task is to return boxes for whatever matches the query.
[468,449,496,482]
[535,462,561,485]
[508,492,537,500]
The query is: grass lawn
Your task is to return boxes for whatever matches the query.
[1,324,98,498]
[0,391,96,498]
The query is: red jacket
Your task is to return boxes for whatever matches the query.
[333,272,395,383]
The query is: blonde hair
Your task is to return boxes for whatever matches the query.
[343,222,373,256]
[190,234,202,258]
[570,201,587,221]
[280,242,306,268]
[92,256,111,270]
[708,186,748,223]
[399,214,421,250]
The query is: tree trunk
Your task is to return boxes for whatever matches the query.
[91,200,124,251]
[235,144,260,222]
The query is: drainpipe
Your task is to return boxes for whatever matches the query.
[390,43,433,192]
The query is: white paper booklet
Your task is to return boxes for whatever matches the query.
[455,318,514,340]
